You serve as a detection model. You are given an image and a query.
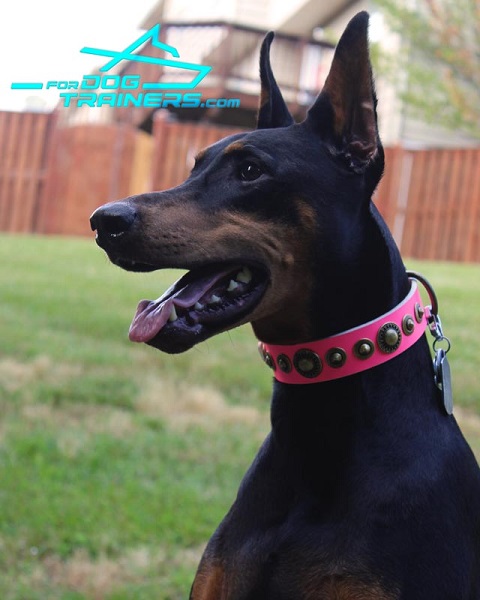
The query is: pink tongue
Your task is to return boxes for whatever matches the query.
[128,298,175,343]
[128,267,236,343]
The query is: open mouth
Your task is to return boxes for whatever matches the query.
[127,263,269,353]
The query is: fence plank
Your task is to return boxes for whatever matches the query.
[465,149,480,262]
[431,149,449,260]
[23,113,48,232]
[0,111,10,229]
[129,130,154,195]
[0,112,53,232]
[0,113,21,230]
[447,149,467,262]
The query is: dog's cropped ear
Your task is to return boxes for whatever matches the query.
[256,32,294,129]
[305,12,379,172]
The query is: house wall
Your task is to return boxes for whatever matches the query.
[161,0,270,28]
[67,0,479,148]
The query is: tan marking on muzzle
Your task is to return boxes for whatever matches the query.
[123,195,318,344]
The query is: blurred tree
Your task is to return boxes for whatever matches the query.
[371,0,479,138]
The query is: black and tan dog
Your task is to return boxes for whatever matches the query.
[90,12,480,599]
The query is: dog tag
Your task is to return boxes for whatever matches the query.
[433,349,453,415]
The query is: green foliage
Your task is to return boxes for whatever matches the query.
[371,0,480,137]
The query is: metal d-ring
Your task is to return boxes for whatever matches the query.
[433,333,452,355]
[406,270,439,316]
[407,270,452,357]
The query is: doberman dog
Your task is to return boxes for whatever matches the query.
[90,12,480,599]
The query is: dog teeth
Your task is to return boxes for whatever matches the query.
[194,301,204,310]
[208,294,221,304]
[168,305,178,322]
[236,267,252,284]
[227,279,239,292]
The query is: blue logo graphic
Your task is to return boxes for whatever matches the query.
[10,25,240,110]
[12,25,212,91]
[80,24,212,89]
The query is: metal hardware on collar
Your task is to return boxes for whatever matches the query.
[294,349,323,378]
[277,354,292,373]
[414,303,425,323]
[402,315,415,335]
[354,339,375,359]
[433,348,454,415]
[326,347,347,368]
[257,279,428,385]
[406,271,452,355]
[406,271,438,315]
[377,322,402,353]
[407,270,454,415]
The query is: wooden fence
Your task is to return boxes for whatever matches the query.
[0,109,479,262]
[376,147,480,262]
[0,111,55,233]
[37,123,153,236]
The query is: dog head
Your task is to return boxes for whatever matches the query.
[91,12,390,354]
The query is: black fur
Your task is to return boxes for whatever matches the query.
[91,12,480,598]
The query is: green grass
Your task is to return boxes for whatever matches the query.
[1,233,480,598]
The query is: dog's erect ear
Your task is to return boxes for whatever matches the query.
[256,32,294,129]
[306,12,379,172]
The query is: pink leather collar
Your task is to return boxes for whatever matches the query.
[258,280,428,384]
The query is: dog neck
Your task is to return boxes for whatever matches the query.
[262,206,444,502]
[267,313,441,506]
[268,339,440,507]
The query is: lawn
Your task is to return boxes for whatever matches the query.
[1,234,479,599]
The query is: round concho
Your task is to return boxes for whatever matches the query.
[377,322,402,353]
[293,349,322,378]
[258,344,276,370]
[263,351,276,371]
[277,354,292,374]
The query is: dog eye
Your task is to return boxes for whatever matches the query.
[238,161,262,181]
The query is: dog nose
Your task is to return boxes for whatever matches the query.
[90,201,137,238]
